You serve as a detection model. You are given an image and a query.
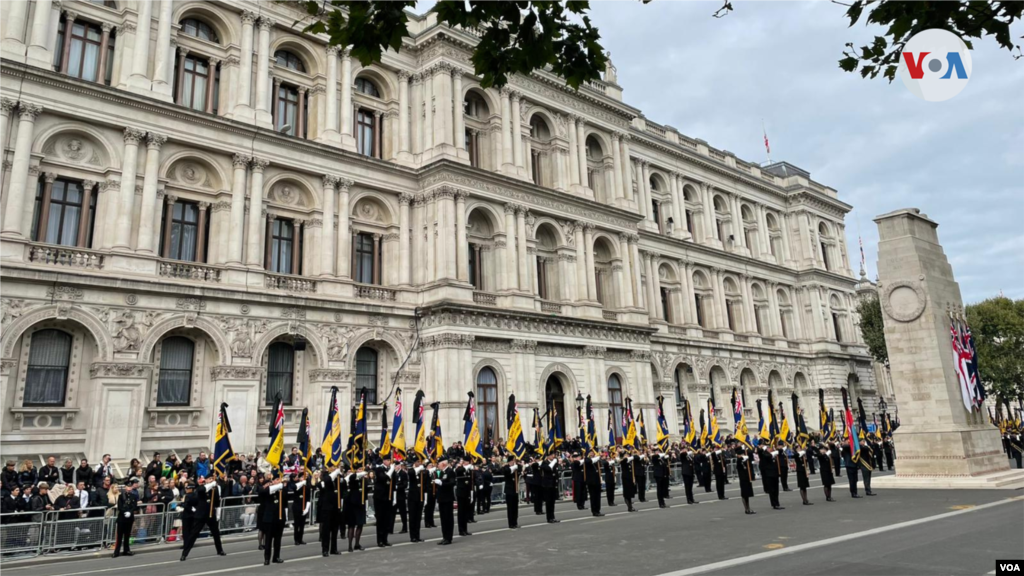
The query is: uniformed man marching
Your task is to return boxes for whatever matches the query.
[757,443,783,510]
[372,455,396,548]
[501,456,522,528]
[112,477,139,558]
[455,457,475,536]
[540,453,561,523]
[619,451,638,513]
[584,450,604,517]
[570,453,587,510]
[679,446,696,504]
[710,446,729,500]
[434,458,456,545]
[258,474,286,565]
[407,457,428,542]
[858,442,877,496]
[602,452,618,507]
[734,444,756,515]
[316,466,343,556]
[652,450,670,508]
[634,450,648,502]
[527,458,543,515]
[286,472,309,545]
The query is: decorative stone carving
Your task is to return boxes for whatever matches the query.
[281,307,306,319]
[1,299,27,327]
[90,363,151,378]
[314,323,354,363]
[881,279,927,323]
[210,366,265,381]
[46,285,83,300]
[219,317,270,358]
[175,297,206,311]
[97,308,158,352]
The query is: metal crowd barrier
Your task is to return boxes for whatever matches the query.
[0,511,46,558]
[44,507,107,553]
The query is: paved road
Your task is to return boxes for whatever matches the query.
[4,475,1022,576]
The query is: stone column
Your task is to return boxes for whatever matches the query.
[681,261,696,325]
[652,254,665,319]
[610,132,623,200]
[235,11,257,114]
[340,49,353,139]
[641,161,654,221]
[642,252,654,317]
[254,17,272,126]
[630,239,645,310]
[226,154,249,265]
[433,64,453,149]
[245,158,269,267]
[422,68,434,152]
[411,196,424,284]
[25,0,54,67]
[35,172,56,241]
[112,128,146,250]
[617,233,635,308]
[411,74,422,155]
[701,183,716,243]
[516,206,529,291]
[619,136,633,201]
[451,69,464,151]
[766,282,782,337]
[791,287,805,340]
[504,204,518,290]
[1,103,41,238]
[511,92,523,169]
[455,191,468,281]
[576,117,588,189]
[740,275,755,334]
[322,46,339,139]
[195,202,209,260]
[573,223,588,301]
[136,132,167,254]
[398,192,413,285]
[161,194,177,258]
[398,71,411,155]
[318,175,337,276]
[151,0,174,98]
[671,173,685,237]
[567,115,580,186]
[335,179,353,278]
[58,10,77,74]
[710,268,725,329]
[779,212,793,263]
[127,0,153,90]
[583,224,597,301]
[2,1,29,59]
[499,88,513,173]
[424,195,436,282]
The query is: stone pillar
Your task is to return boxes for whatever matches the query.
[767,281,782,337]
[504,204,518,290]
[651,254,664,319]
[610,133,623,200]
[112,128,146,250]
[701,183,717,243]
[516,206,529,291]
[739,275,755,334]
[319,46,340,142]
[584,224,597,302]
[422,68,434,152]
[245,158,269,267]
[455,191,468,281]
[779,212,793,263]
[511,92,523,169]
[1,103,41,238]
[1,0,29,61]
[398,192,413,284]
[500,88,514,173]
[451,69,464,151]
[398,71,411,156]
[641,161,654,221]
[35,172,56,241]
[226,154,249,265]
[319,175,337,276]
[151,0,174,99]
[340,50,353,145]
[136,132,167,254]
[573,223,588,301]
[671,173,685,237]
[873,208,1014,485]
[619,136,633,201]
[567,115,580,186]
[411,74,423,155]
[254,17,272,126]
[433,64,453,149]
[424,195,436,282]
[576,117,588,189]
[630,239,645,310]
[710,268,725,329]
[617,233,635,308]
[25,0,54,68]
[195,202,209,260]
[78,180,96,248]
[127,0,153,91]
[681,261,696,325]
[235,11,257,116]
[335,179,352,278]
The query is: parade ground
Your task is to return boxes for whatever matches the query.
[4,474,1022,576]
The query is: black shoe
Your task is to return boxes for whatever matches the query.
[803,502,814,505]
[112,553,120,559]
[330,550,340,555]
[259,545,265,551]
[273,558,284,564]
[354,544,364,551]
[180,555,187,562]
[745,510,756,515]
[323,552,329,557]
[628,508,637,513]
[852,495,862,499]
[773,506,785,510]
[124,552,134,557]
[866,492,877,496]
[827,498,837,502]
[593,513,605,517]
[264,560,270,566]
[217,551,227,556]
[548,519,560,523]
[783,488,793,492]
[399,529,408,534]
[378,544,387,549]
[469,520,477,524]
[438,540,451,545]
[384,542,392,547]
[659,505,668,509]
[720,497,729,500]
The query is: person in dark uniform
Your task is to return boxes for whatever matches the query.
[407,458,427,542]
[423,462,437,528]
[501,456,521,528]
[258,475,286,565]
[1008,431,1023,469]
[619,452,637,512]
[602,452,617,506]
[841,444,861,498]
[372,457,395,548]
[286,472,309,545]
[434,459,456,545]
[858,442,876,496]
[710,447,729,500]
[570,453,586,510]
[527,459,543,515]
[873,439,885,471]
[696,449,712,492]
[883,438,896,470]
[343,467,368,552]
[540,454,560,523]
[584,451,603,517]
[477,462,493,515]
[316,467,341,556]
[112,477,139,558]
[194,474,228,556]
[778,442,791,492]
[832,442,843,477]
[794,447,813,505]
[634,451,648,502]
[735,445,756,515]
[758,445,783,510]
[455,458,475,536]
[808,442,817,475]
[179,482,200,561]
[394,462,408,534]
[816,443,837,502]
[652,450,670,508]
[678,446,696,504]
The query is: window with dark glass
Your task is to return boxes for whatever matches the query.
[355,347,379,405]
[266,342,294,405]
[354,232,376,284]
[157,337,194,406]
[832,313,843,342]
[608,375,623,440]
[356,109,378,158]
[754,307,764,335]
[275,83,300,136]
[270,218,295,274]
[745,229,755,251]
[466,130,479,168]
[24,330,72,407]
[477,367,498,443]
[274,50,305,72]
[160,200,200,261]
[726,301,736,331]
[595,270,605,307]
[652,200,662,233]
[177,55,213,112]
[33,179,89,246]
[536,258,548,299]
[716,218,724,241]
[180,18,219,43]
[468,243,479,289]
[660,287,670,322]
[355,78,380,98]
[821,242,831,270]
[531,151,542,186]
[685,209,694,234]
[55,19,104,82]
[694,294,705,328]
[674,369,683,406]
[780,313,789,339]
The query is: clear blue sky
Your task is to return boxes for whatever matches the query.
[416,2,1024,302]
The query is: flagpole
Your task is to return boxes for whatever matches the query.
[762,118,772,165]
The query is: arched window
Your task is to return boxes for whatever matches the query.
[608,374,623,440]
[476,367,498,444]
[355,348,378,405]
[545,376,565,431]
[266,342,294,405]
[157,337,194,406]
[355,77,380,98]
[274,50,305,72]
[180,18,219,43]
[24,330,73,406]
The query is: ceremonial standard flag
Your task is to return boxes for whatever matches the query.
[951,315,975,412]
[533,408,545,455]
[683,399,696,447]
[586,395,598,451]
[546,395,564,454]
[699,409,708,448]
[379,401,392,458]
[757,398,772,443]
[321,386,343,466]
[767,390,780,442]
[731,389,752,449]
[390,389,406,461]
[577,401,589,452]
[607,409,616,450]
[655,396,671,452]
[778,402,792,445]
[962,319,986,408]
[266,394,286,472]
[412,391,427,460]
[213,403,235,475]
[707,398,722,447]
[828,408,838,442]
[429,401,444,463]
[637,408,650,448]
[792,393,810,449]
[622,398,638,448]
[818,389,830,439]
[506,393,527,459]
[841,387,859,459]
[463,392,484,462]
[297,407,312,472]
[351,389,367,466]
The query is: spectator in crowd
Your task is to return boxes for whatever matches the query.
[145,453,163,481]
[75,459,94,488]
[164,455,179,479]
[38,456,60,487]
[74,481,92,513]
[2,461,19,494]
[196,452,211,478]
[60,458,76,485]
[180,454,196,479]
[54,485,79,520]
[18,459,38,488]
[94,455,113,488]
[1,486,21,517]
[30,483,53,513]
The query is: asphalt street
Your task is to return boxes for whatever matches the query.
[4,474,1022,576]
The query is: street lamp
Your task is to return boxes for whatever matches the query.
[879,398,888,413]
[576,392,584,411]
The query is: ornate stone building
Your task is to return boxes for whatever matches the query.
[0,1,886,463]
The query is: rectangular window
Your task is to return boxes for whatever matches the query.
[354,232,376,284]
[34,179,88,247]
[652,201,662,233]
[357,109,378,158]
[466,131,478,168]
[716,219,724,241]
[832,313,843,342]
[180,56,210,112]
[780,313,789,339]
[162,201,200,261]
[685,209,694,234]
[536,257,547,299]
[595,270,605,307]
[270,219,295,274]
[468,243,478,289]
[694,294,705,328]
[531,151,542,186]
[56,20,104,82]
[755,308,763,336]
[726,301,736,331]
[660,287,670,322]
[276,85,300,136]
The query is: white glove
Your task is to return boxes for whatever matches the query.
[204,483,215,493]
[356,472,367,479]
[626,456,633,462]
[715,450,722,454]
[509,464,517,471]
[591,457,600,463]
[123,512,130,518]
[330,469,341,480]
[798,451,806,457]
[269,484,284,494]
[295,480,306,489]
[825,450,832,456]
[414,466,424,474]
[189,506,196,513]
[304,502,311,516]
[433,479,442,486]
[772,450,779,456]
[216,509,222,521]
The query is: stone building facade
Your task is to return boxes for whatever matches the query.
[0,0,885,463]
